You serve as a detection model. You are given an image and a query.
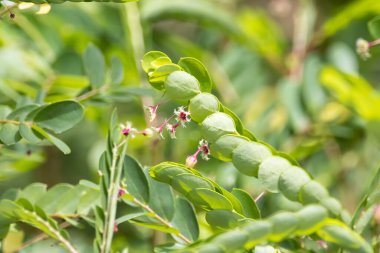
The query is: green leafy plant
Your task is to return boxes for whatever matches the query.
[2,1,380,253]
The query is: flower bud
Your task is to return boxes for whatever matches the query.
[141,128,154,137]
[118,188,127,198]
[186,155,198,168]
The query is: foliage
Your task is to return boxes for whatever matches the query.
[2,0,380,253]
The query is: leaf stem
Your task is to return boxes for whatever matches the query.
[76,84,109,102]
[128,194,192,244]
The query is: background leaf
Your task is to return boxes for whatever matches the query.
[33,100,84,134]
[171,197,199,242]
[83,44,106,88]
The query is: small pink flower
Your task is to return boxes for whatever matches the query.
[146,105,159,122]
[120,122,136,137]
[114,222,118,232]
[174,106,191,127]
[198,139,210,160]
[185,139,210,168]
[166,123,180,139]
[122,128,130,136]
[154,115,175,139]
[186,155,198,168]
[154,125,166,139]
[317,240,328,249]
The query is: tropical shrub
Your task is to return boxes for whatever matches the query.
[2,0,380,253]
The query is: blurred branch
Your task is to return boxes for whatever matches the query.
[76,84,109,102]
[50,213,81,219]
[124,3,153,124]
[288,0,316,83]
[12,13,55,61]
[0,120,33,127]
[15,222,72,252]
[0,3,18,19]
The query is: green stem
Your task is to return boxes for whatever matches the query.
[76,84,110,102]
[101,139,129,253]
[27,211,78,253]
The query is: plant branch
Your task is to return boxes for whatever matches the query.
[23,211,78,253]
[124,3,153,124]
[15,222,72,252]
[288,0,315,83]
[128,193,192,244]
[101,139,129,253]
[50,213,81,219]
[76,84,109,102]
[0,120,33,126]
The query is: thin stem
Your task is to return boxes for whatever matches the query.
[255,192,265,202]
[76,85,109,102]
[50,214,81,219]
[129,194,192,244]
[19,232,49,250]
[0,120,33,126]
[27,212,78,253]
[0,119,21,125]
[288,0,315,83]
[368,39,380,47]
[15,222,71,252]
[101,139,129,253]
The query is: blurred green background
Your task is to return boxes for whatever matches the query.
[2,0,380,251]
